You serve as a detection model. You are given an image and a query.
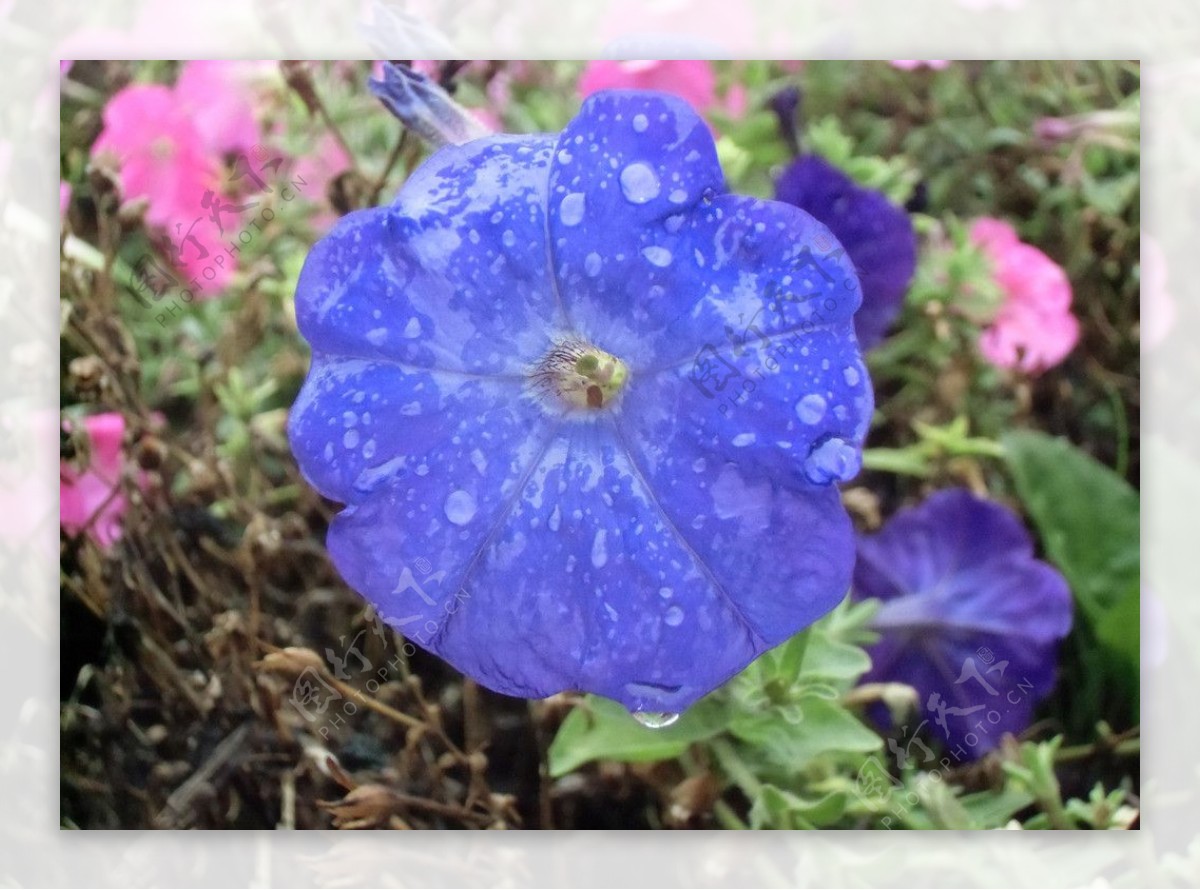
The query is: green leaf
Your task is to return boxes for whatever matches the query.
[1003,431,1139,722]
[801,629,873,687]
[1002,431,1139,621]
[729,695,881,770]
[899,781,1036,830]
[749,785,848,829]
[547,695,730,777]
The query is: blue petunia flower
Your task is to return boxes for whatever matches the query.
[288,79,874,719]
[776,155,916,349]
[852,489,1072,758]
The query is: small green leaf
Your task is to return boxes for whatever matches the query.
[801,631,873,687]
[729,695,881,770]
[547,695,729,777]
[749,785,848,829]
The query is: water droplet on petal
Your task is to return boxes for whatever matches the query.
[843,365,861,387]
[343,429,360,449]
[803,436,861,485]
[591,529,608,568]
[795,393,827,424]
[664,605,684,627]
[732,432,756,447]
[502,229,516,248]
[619,162,661,204]
[691,457,707,473]
[632,711,680,729]
[632,113,648,132]
[559,191,585,226]
[444,490,477,525]
[584,252,602,277]
[641,245,672,267]
[668,188,687,204]
[403,317,422,338]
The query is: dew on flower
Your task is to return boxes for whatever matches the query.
[619,161,661,203]
[559,191,586,226]
[795,393,827,424]
[641,246,673,267]
[591,529,609,568]
[443,489,478,525]
[803,436,859,485]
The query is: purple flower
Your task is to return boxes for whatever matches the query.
[852,489,1072,758]
[775,156,916,349]
[289,82,873,718]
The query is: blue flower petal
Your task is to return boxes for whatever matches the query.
[289,356,542,505]
[294,136,562,376]
[776,155,916,349]
[619,322,871,486]
[430,420,764,713]
[852,489,1073,758]
[547,92,864,371]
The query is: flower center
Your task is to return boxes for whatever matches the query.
[532,337,630,412]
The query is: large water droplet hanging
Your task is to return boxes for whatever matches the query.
[632,711,680,729]
[802,436,860,485]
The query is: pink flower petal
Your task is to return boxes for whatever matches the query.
[970,216,1079,373]
[579,60,717,114]
[174,61,264,158]
[60,412,131,550]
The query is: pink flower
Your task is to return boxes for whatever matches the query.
[174,61,271,158]
[60,413,135,550]
[60,181,71,217]
[891,60,951,71]
[92,84,222,229]
[91,64,275,295]
[969,217,1079,373]
[579,60,717,114]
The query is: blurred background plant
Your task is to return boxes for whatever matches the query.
[59,59,1140,829]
